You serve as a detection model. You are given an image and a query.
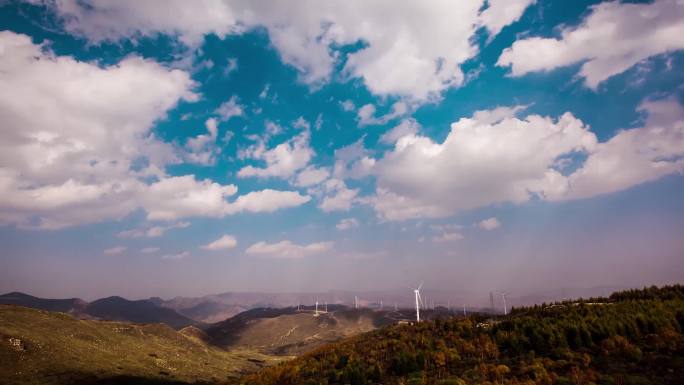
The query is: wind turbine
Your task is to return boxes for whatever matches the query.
[315,300,319,316]
[499,292,511,315]
[412,282,424,322]
[354,296,358,309]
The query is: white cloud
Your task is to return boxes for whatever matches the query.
[294,166,330,187]
[550,97,684,200]
[379,119,421,145]
[184,118,220,165]
[497,0,684,89]
[332,138,375,179]
[340,99,355,112]
[245,240,333,259]
[479,0,536,40]
[317,179,359,212]
[363,98,684,221]
[292,116,310,131]
[238,131,314,179]
[224,57,238,76]
[44,0,240,46]
[162,251,191,260]
[118,221,190,238]
[432,232,464,243]
[140,175,238,221]
[336,217,359,230]
[42,0,533,101]
[366,108,597,220]
[357,101,408,126]
[104,246,127,255]
[140,247,160,254]
[228,189,311,214]
[478,217,501,230]
[201,234,238,250]
[214,95,243,121]
[0,31,196,229]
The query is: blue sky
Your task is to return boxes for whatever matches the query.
[1,0,683,300]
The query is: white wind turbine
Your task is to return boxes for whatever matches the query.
[412,282,424,322]
[499,292,511,315]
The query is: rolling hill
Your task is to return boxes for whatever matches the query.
[206,307,398,356]
[0,292,87,314]
[0,293,197,330]
[85,296,197,330]
[241,285,684,385]
[0,305,281,385]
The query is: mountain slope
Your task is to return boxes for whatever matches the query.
[0,305,280,385]
[207,307,396,356]
[241,285,684,385]
[0,292,198,330]
[85,296,197,329]
[0,292,86,314]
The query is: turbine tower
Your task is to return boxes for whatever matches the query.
[315,300,319,316]
[354,296,358,309]
[412,282,424,322]
[499,292,510,315]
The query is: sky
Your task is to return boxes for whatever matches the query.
[0,0,683,301]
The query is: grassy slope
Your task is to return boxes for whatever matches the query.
[0,305,283,385]
[207,308,396,356]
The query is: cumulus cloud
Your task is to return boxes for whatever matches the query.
[118,221,190,238]
[214,95,243,121]
[104,246,127,255]
[379,119,421,145]
[497,0,684,88]
[0,32,311,229]
[478,217,501,230]
[228,189,311,214]
[42,0,240,46]
[162,251,191,260]
[294,166,330,187]
[432,232,464,243]
[357,101,408,126]
[140,247,160,254]
[365,108,597,220]
[362,98,684,220]
[551,97,684,200]
[340,99,355,112]
[41,0,534,101]
[317,179,359,212]
[245,240,334,259]
[336,218,359,230]
[479,0,536,39]
[332,138,375,179]
[238,131,314,179]
[201,234,238,250]
[184,118,220,165]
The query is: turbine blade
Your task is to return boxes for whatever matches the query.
[417,281,424,291]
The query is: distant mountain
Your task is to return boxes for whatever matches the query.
[84,296,198,329]
[0,292,197,329]
[0,292,86,314]
[0,304,277,385]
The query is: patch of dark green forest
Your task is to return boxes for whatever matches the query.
[240,285,684,385]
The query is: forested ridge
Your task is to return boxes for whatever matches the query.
[240,285,684,385]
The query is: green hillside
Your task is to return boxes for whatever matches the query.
[241,285,684,385]
[0,305,281,385]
